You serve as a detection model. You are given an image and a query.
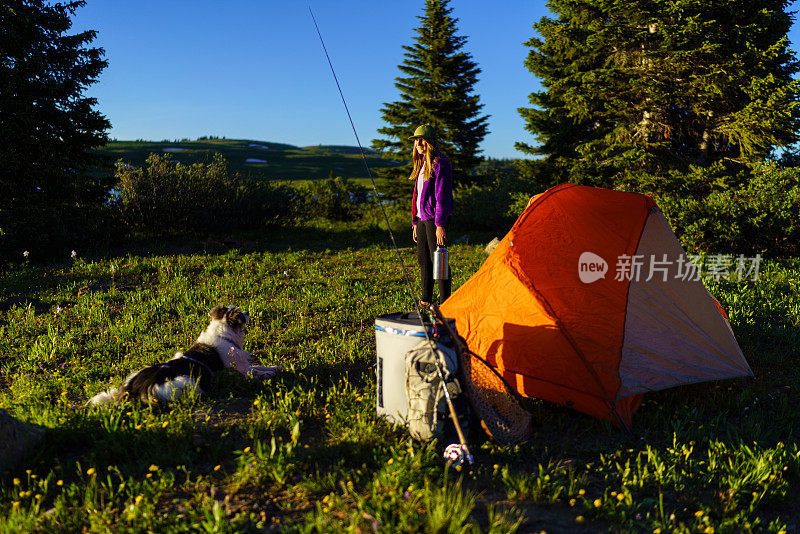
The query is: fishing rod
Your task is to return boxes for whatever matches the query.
[308,5,473,465]
[307,6,416,306]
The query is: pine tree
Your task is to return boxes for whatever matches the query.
[516,0,800,187]
[0,0,111,258]
[372,0,489,191]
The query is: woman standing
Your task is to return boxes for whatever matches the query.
[409,124,453,309]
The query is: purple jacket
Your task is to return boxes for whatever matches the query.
[411,155,453,227]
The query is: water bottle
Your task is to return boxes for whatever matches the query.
[433,246,449,280]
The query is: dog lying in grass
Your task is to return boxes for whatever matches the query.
[88,305,281,405]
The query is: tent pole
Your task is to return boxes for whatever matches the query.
[609,401,631,432]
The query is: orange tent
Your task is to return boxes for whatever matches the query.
[441,184,752,429]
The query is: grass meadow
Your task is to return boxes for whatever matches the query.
[97,139,401,183]
[1,225,799,532]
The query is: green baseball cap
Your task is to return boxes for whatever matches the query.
[408,124,437,143]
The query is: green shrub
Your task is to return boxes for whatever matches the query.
[453,183,515,231]
[361,178,532,237]
[513,158,800,257]
[651,163,800,256]
[114,152,300,236]
[361,199,409,233]
[452,174,537,233]
[361,177,532,236]
[301,176,370,221]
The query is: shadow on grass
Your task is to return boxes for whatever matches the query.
[0,219,502,315]
[16,413,205,484]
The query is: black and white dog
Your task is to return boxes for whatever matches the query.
[88,305,281,405]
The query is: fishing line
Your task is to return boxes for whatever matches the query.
[308,5,473,464]
[308,5,419,311]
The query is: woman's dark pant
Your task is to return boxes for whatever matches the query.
[416,219,451,304]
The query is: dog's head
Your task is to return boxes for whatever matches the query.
[208,305,249,346]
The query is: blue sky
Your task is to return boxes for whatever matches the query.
[72,1,800,160]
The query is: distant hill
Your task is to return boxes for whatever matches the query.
[95,138,404,181]
[306,145,379,155]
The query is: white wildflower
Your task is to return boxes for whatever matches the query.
[71,250,77,259]
[23,250,29,258]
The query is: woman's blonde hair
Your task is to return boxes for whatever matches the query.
[408,138,442,181]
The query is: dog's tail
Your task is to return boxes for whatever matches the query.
[86,387,122,406]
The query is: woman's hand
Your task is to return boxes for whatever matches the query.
[412,224,418,243]
[436,226,446,246]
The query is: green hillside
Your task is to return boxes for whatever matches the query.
[96,138,406,182]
